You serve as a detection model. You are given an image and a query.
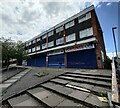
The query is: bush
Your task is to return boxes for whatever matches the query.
[104,57,112,69]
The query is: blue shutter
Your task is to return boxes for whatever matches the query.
[67,49,97,68]
[48,54,64,68]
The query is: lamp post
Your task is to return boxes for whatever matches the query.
[112,27,118,58]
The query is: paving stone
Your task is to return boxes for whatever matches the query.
[66,73,111,81]
[42,82,74,95]
[0,83,11,88]
[85,94,109,107]
[91,86,111,93]
[12,76,21,79]
[42,93,65,107]
[8,94,42,106]
[68,82,80,86]
[28,87,45,94]
[56,99,82,107]
[29,89,52,100]
[4,79,18,83]
[68,90,90,101]
[78,83,95,90]
[51,78,70,85]
[96,81,111,86]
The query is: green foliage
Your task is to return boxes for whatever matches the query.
[1,37,28,67]
[34,72,49,77]
[104,56,112,69]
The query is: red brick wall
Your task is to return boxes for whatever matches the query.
[91,10,106,69]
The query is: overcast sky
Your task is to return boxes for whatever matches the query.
[0,0,119,58]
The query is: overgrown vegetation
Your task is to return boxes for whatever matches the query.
[34,72,49,77]
[104,56,112,69]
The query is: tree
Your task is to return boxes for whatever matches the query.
[1,37,16,68]
[15,41,28,65]
[1,37,28,68]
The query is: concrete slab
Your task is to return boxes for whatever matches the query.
[91,86,111,93]
[96,81,111,87]
[8,94,42,106]
[29,90,52,100]
[85,94,109,107]
[51,78,70,85]
[42,82,74,95]
[56,99,82,107]
[42,93,65,107]
[4,79,18,83]
[68,82,80,86]
[0,83,11,88]
[28,87,45,94]
[78,83,95,90]
[11,76,21,79]
[68,90,90,101]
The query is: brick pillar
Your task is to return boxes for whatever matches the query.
[63,25,67,68]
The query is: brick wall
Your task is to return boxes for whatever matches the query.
[91,10,107,69]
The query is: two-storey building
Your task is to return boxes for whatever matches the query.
[25,5,106,69]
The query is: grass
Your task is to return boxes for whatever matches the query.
[34,72,49,77]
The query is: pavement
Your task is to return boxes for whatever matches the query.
[1,67,26,83]
[1,67,112,108]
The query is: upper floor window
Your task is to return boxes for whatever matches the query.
[29,42,32,46]
[56,37,64,45]
[42,34,47,39]
[48,31,54,37]
[48,41,54,48]
[28,49,31,53]
[78,12,91,23]
[37,38,41,42]
[65,20,74,29]
[32,47,35,52]
[56,26,63,33]
[32,40,36,44]
[66,33,76,42]
[79,27,93,38]
[42,43,47,49]
[36,45,40,51]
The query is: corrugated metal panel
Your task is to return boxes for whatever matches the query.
[48,54,64,68]
[36,54,46,67]
[67,49,97,68]
[27,56,36,66]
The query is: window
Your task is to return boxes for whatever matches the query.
[56,26,63,33]
[78,12,91,23]
[56,37,64,45]
[26,43,28,47]
[37,38,41,42]
[36,46,40,51]
[48,41,54,48]
[32,47,35,52]
[79,27,93,38]
[48,31,54,37]
[42,34,47,39]
[66,33,76,42]
[29,42,31,45]
[28,49,31,53]
[42,43,47,49]
[65,20,74,29]
[32,40,36,44]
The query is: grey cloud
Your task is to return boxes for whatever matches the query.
[41,2,72,17]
